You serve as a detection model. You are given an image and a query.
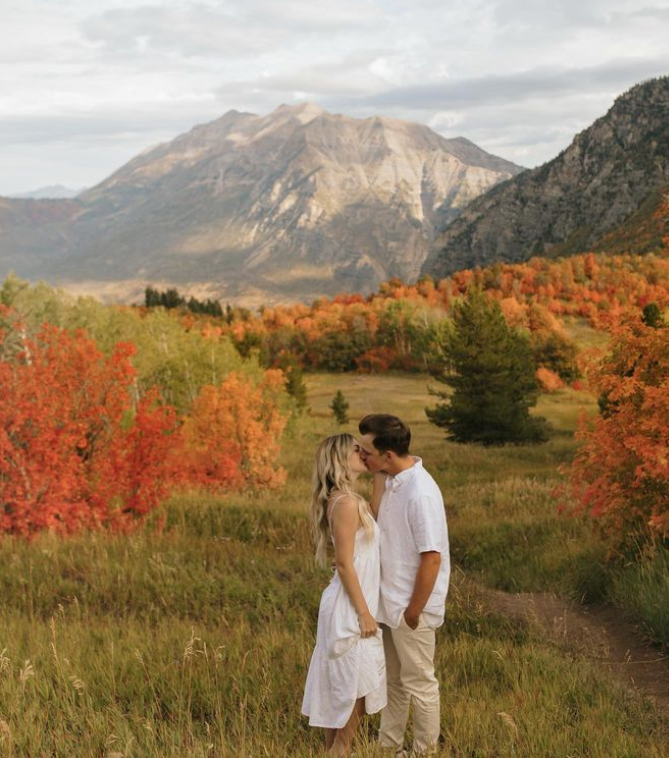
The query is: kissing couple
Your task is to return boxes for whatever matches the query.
[302,414,450,757]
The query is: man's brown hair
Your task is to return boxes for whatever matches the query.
[358,414,411,456]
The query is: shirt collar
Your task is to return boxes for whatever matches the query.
[385,457,422,491]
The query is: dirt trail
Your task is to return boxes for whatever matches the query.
[471,581,669,709]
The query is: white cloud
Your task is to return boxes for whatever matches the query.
[358,58,669,110]
[215,51,394,101]
[428,111,465,131]
[1,0,669,192]
[80,0,382,59]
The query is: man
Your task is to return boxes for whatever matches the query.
[358,414,450,757]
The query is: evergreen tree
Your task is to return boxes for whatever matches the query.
[145,286,224,317]
[642,302,664,328]
[282,360,309,415]
[330,390,350,426]
[208,299,224,318]
[426,288,548,444]
[145,286,160,308]
[161,288,184,309]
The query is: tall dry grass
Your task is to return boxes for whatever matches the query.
[1,373,668,756]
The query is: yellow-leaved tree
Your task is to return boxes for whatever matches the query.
[180,370,288,491]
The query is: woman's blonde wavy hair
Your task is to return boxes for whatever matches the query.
[310,433,375,568]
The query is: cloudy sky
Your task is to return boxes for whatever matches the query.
[2,0,669,195]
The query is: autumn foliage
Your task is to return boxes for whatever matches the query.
[92,389,181,527]
[213,247,669,377]
[0,309,289,536]
[4,209,669,539]
[536,367,564,393]
[0,320,176,535]
[180,370,288,490]
[564,317,669,546]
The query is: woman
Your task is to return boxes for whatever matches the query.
[302,434,387,757]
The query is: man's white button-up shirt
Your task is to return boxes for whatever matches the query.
[377,457,450,629]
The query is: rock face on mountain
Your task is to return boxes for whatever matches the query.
[0,104,521,305]
[425,77,669,279]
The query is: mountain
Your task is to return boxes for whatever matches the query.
[0,197,81,279]
[9,185,85,200]
[425,76,669,278]
[0,104,521,305]
[591,184,668,255]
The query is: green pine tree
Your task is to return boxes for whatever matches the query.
[642,302,664,328]
[426,288,549,444]
[284,364,309,415]
[145,286,160,308]
[330,390,350,426]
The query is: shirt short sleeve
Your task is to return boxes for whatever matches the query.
[408,495,446,554]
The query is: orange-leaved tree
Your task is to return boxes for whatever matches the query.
[180,369,288,490]
[536,367,564,393]
[0,318,180,536]
[563,316,669,547]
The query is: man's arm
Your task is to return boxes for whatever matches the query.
[403,551,441,630]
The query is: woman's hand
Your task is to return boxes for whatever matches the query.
[358,610,378,638]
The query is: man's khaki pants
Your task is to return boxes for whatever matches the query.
[379,615,440,755]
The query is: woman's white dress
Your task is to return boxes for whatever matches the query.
[301,516,387,728]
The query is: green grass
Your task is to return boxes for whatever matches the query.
[562,317,611,352]
[309,374,608,598]
[1,374,669,756]
[608,549,669,647]
[1,517,667,757]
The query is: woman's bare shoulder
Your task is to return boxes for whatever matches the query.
[327,492,359,521]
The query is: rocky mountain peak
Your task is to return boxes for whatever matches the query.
[426,75,669,278]
[273,102,327,124]
[0,104,523,306]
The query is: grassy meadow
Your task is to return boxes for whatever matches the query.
[1,373,669,757]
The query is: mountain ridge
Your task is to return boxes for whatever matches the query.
[425,76,669,278]
[0,103,522,305]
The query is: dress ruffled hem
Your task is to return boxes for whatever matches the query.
[301,634,387,729]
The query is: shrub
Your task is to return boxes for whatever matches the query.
[563,318,669,546]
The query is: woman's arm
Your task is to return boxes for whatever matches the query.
[370,473,387,519]
[330,496,377,637]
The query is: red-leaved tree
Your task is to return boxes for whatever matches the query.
[0,320,180,536]
[563,317,669,546]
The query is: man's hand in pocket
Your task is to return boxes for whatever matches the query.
[403,609,420,630]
